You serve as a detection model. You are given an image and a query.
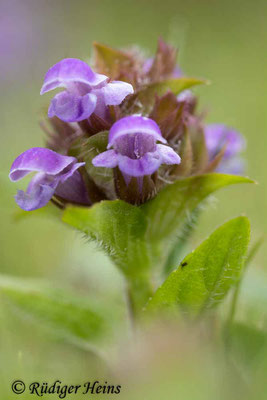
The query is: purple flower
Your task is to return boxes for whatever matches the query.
[40,58,134,122]
[92,115,181,180]
[9,148,90,211]
[204,124,246,174]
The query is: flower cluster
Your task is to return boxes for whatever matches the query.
[10,39,246,211]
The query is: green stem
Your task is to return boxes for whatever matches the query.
[225,236,264,334]
[127,277,154,320]
[163,207,201,277]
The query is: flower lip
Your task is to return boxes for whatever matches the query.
[48,92,97,123]
[40,58,108,95]
[117,152,162,177]
[92,116,181,178]
[9,147,80,182]
[107,115,167,149]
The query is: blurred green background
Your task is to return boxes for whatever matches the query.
[0,0,266,398]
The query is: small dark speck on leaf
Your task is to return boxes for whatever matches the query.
[181,261,188,268]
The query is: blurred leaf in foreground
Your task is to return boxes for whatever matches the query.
[227,322,267,367]
[0,276,110,353]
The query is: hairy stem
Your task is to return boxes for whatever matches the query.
[127,277,154,320]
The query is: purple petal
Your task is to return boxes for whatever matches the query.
[55,170,91,205]
[108,115,166,148]
[15,172,58,211]
[40,58,108,94]
[90,90,107,120]
[92,150,119,168]
[204,124,246,160]
[116,145,180,178]
[113,133,157,158]
[91,81,133,120]
[217,157,246,175]
[58,160,85,183]
[9,148,80,181]
[117,152,162,177]
[98,81,134,106]
[157,144,181,164]
[48,91,97,123]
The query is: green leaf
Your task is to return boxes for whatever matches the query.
[146,216,250,316]
[125,77,206,114]
[0,276,109,351]
[141,173,253,244]
[93,42,134,80]
[146,77,206,96]
[226,322,267,367]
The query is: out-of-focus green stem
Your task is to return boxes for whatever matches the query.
[163,207,202,277]
[126,276,154,322]
[226,236,264,329]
